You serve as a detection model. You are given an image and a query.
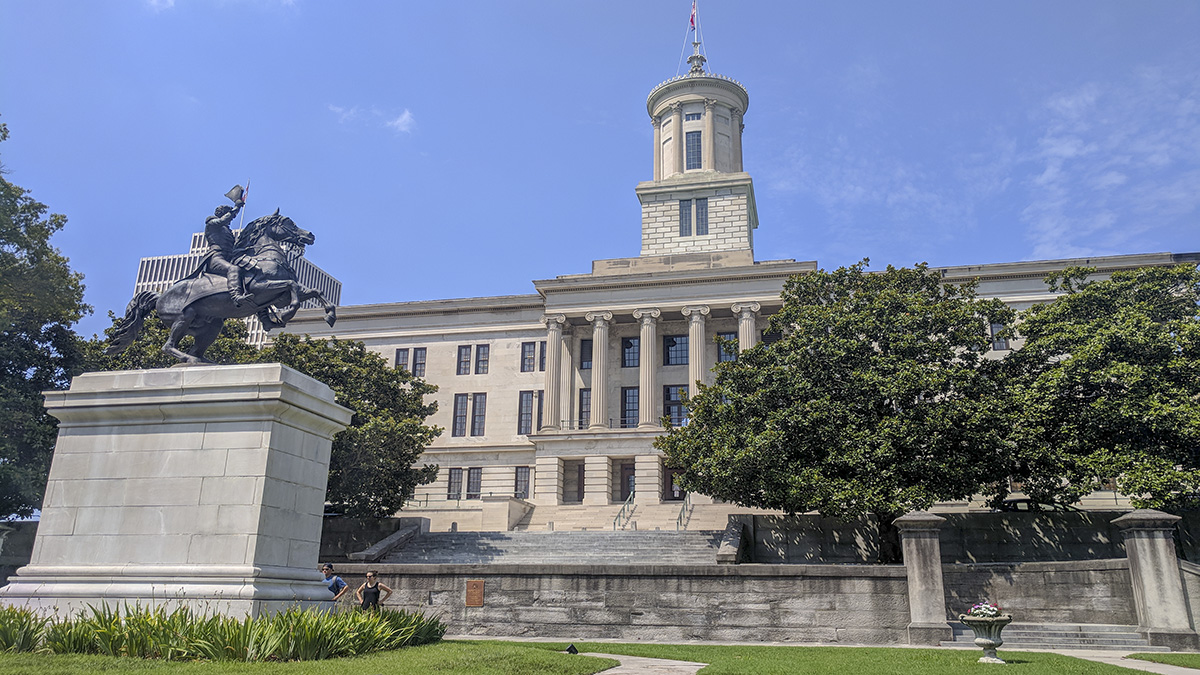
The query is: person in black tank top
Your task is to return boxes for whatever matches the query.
[356,570,393,610]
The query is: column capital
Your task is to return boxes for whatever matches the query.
[681,305,710,321]
[649,115,661,128]
[731,302,761,316]
[670,101,685,113]
[632,307,661,324]
[540,313,567,330]
[704,98,718,111]
[585,310,613,324]
[730,107,743,119]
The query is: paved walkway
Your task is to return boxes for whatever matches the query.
[583,652,705,674]
[1020,650,1196,674]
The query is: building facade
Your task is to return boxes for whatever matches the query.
[134,230,342,346]
[283,46,1198,531]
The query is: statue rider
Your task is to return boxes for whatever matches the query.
[203,188,255,307]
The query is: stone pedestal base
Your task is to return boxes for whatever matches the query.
[0,364,351,618]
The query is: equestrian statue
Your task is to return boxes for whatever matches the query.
[106,185,337,364]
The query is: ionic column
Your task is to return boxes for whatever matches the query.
[585,311,612,430]
[671,102,684,175]
[651,116,662,181]
[731,108,744,172]
[682,305,710,395]
[702,99,716,171]
[633,308,660,428]
[557,323,573,428]
[731,302,761,351]
[540,314,566,430]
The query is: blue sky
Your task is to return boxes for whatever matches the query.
[3,1,1198,339]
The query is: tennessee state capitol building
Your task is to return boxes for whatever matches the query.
[285,44,1198,531]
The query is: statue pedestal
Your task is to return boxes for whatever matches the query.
[0,364,351,618]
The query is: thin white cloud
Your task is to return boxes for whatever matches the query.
[385,110,415,134]
[146,0,175,10]
[328,104,360,124]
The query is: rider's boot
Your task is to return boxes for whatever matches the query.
[227,268,252,306]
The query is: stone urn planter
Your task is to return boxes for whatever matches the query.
[959,614,1013,664]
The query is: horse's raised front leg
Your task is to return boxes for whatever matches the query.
[296,286,337,327]
[163,309,200,363]
[275,282,304,325]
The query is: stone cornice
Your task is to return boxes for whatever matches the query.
[647,73,749,116]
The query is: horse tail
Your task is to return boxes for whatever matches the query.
[104,291,159,355]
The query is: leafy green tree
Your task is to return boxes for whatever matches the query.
[1005,264,1200,511]
[656,260,1014,562]
[0,122,90,519]
[257,334,441,518]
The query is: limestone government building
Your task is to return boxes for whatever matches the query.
[284,46,1199,532]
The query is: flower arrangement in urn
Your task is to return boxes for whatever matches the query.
[959,602,1013,664]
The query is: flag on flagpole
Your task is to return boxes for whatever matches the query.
[690,0,696,31]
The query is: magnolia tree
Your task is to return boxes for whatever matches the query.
[656,260,1015,562]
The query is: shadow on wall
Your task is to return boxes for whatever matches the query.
[0,522,38,584]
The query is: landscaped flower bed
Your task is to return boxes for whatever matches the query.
[0,603,444,661]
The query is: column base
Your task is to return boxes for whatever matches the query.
[0,563,332,619]
[907,622,952,645]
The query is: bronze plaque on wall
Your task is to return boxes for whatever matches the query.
[465,579,484,607]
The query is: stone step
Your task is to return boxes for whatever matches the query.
[943,622,1164,652]
[941,640,1169,652]
[382,530,724,564]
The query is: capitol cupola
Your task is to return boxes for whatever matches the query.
[635,38,759,262]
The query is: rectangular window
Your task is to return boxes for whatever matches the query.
[580,339,593,370]
[539,341,547,371]
[622,337,640,368]
[695,197,708,236]
[411,347,427,377]
[684,112,702,121]
[471,393,487,436]
[514,466,530,499]
[447,467,463,500]
[990,323,1010,351]
[621,387,639,428]
[717,332,739,363]
[517,391,535,435]
[663,335,688,366]
[452,393,469,437]
[394,348,409,371]
[578,388,591,429]
[466,467,482,500]
[520,342,536,372]
[475,344,489,374]
[761,330,783,345]
[456,345,472,375]
[679,199,692,237]
[685,130,702,170]
[536,389,544,431]
[664,385,688,427]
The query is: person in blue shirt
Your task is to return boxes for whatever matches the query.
[321,563,349,602]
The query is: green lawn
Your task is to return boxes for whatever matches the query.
[528,642,1146,674]
[0,641,1152,675]
[1128,652,1200,669]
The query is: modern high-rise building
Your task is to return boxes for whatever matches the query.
[283,41,1198,532]
[133,230,341,346]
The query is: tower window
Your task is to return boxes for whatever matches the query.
[695,197,708,235]
[685,131,702,170]
[685,112,702,121]
[679,199,692,237]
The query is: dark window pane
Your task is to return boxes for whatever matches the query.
[447,468,463,500]
[685,131,702,169]
[621,387,639,428]
[452,394,469,437]
[679,199,692,237]
[622,337,640,368]
[578,388,591,429]
[695,197,708,235]
[539,341,546,371]
[514,466,530,499]
[456,345,471,375]
[536,390,544,431]
[394,348,409,371]
[663,335,688,366]
[521,342,536,372]
[664,385,688,426]
[761,330,783,345]
[517,391,534,435]
[471,393,487,436]
[990,323,1009,351]
[684,112,701,121]
[580,339,593,370]
[412,348,427,377]
[466,467,482,499]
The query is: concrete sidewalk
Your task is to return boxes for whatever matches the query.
[583,652,705,674]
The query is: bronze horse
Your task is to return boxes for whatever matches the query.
[106,211,337,363]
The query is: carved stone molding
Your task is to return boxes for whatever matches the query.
[730,302,760,316]
[632,308,661,324]
[584,310,613,324]
[682,305,710,323]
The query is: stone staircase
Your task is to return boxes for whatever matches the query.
[379,530,724,565]
[516,502,782,532]
[941,622,1169,652]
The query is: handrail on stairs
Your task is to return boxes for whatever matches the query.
[675,492,693,531]
[613,490,636,530]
